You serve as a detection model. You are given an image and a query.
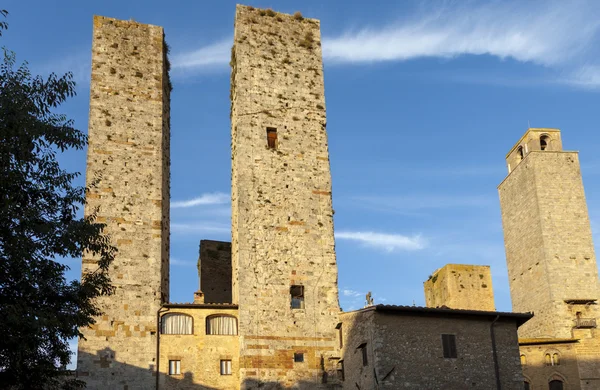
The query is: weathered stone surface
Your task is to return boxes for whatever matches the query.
[499,128,600,389]
[199,240,233,304]
[339,308,525,389]
[230,5,340,388]
[77,15,170,389]
[424,264,495,311]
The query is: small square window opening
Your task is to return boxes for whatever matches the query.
[220,359,232,375]
[294,352,304,363]
[168,360,181,375]
[291,285,304,309]
[266,127,277,149]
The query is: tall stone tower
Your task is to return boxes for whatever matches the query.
[230,5,340,388]
[77,16,170,389]
[499,128,600,387]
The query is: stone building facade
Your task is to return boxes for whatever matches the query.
[338,305,529,389]
[76,5,600,390]
[77,15,170,389]
[499,128,600,390]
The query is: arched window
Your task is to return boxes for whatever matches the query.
[206,315,238,335]
[545,352,560,366]
[161,313,193,335]
[517,146,524,160]
[524,380,531,390]
[540,135,550,151]
[520,354,527,365]
[549,379,563,390]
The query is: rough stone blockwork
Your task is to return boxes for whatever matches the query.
[230,5,341,388]
[199,240,233,303]
[77,15,170,389]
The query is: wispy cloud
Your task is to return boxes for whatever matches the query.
[342,288,363,297]
[171,192,229,208]
[170,39,231,77]
[171,1,600,89]
[34,50,91,87]
[170,222,230,234]
[335,231,425,252]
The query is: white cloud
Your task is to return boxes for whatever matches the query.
[169,1,600,89]
[342,289,363,297]
[171,193,229,208]
[170,39,231,76]
[322,1,600,68]
[335,231,425,252]
[170,222,230,234]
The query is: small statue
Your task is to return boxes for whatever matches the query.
[366,291,374,307]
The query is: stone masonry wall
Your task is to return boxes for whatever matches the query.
[424,264,495,311]
[199,240,233,304]
[159,306,240,390]
[230,5,340,388]
[77,15,170,389]
[339,309,524,389]
[499,150,599,338]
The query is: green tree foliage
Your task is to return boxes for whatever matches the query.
[0,11,115,389]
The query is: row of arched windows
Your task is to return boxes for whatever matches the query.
[524,379,564,390]
[520,352,561,366]
[160,313,238,335]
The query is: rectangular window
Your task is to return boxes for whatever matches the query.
[336,323,343,348]
[442,334,457,358]
[291,285,304,309]
[357,343,368,366]
[168,360,181,375]
[294,352,304,363]
[220,360,232,375]
[337,360,345,381]
[266,127,277,149]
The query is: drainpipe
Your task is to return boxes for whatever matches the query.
[156,307,169,390]
[490,315,501,390]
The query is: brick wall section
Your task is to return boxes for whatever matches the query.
[424,264,495,311]
[77,15,170,389]
[159,306,240,390]
[199,240,233,303]
[230,5,340,387]
[339,309,525,389]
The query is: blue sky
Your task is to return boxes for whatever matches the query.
[4,0,600,318]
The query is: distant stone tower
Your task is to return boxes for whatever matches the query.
[499,128,600,388]
[230,5,340,388]
[424,264,495,311]
[77,16,170,389]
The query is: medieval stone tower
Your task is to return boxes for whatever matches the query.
[77,16,170,388]
[230,5,340,387]
[499,128,600,389]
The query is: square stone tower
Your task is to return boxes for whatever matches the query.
[424,264,495,311]
[230,5,340,388]
[499,128,600,388]
[77,16,170,388]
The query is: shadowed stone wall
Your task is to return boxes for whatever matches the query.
[230,5,340,388]
[199,240,232,304]
[77,15,170,389]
